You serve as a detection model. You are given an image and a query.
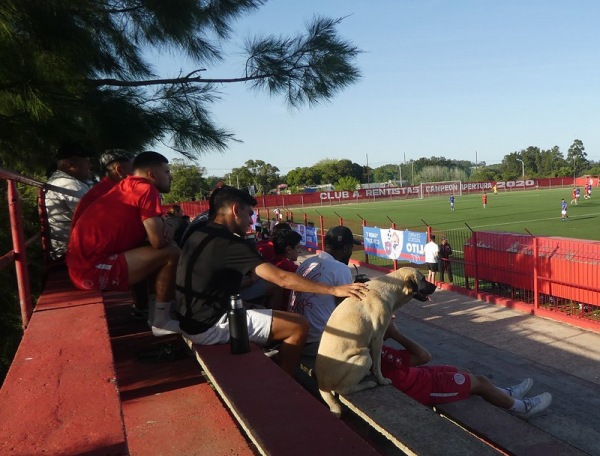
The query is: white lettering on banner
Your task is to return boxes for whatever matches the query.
[425,184,459,193]
[462,182,492,191]
[494,180,535,190]
[320,191,350,200]
[405,243,424,254]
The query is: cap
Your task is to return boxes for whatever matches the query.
[56,142,93,160]
[324,226,361,249]
[100,149,134,168]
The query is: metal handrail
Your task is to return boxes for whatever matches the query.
[1,168,46,329]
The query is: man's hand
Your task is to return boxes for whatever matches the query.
[332,282,368,300]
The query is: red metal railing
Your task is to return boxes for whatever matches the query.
[0,168,46,329]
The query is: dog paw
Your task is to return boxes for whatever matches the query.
[377,377,392,386]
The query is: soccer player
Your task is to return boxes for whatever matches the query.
[449,195,455,211]
[482,192,488,209]
[561,198,569,221]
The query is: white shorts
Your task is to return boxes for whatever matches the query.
[561,210,567,215]
[182,308,273,346]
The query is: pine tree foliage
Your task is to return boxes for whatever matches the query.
[0,1,361,172]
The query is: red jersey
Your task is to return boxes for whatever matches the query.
[67,176,163,269]
[272,255,298,273]
[482,194,488,203]
[257,239,275,261]
[71,177,117,228]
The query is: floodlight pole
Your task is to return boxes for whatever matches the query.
[516,158,524,178]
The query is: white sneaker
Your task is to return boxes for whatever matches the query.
[151,319,181,337]
[507,378,533,399]
[516,392,552,419]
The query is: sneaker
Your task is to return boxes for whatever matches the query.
[516,392,552,419]
[151,319,181,337]
[507,378,533,399]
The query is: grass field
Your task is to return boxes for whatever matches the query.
[292,187,600,241]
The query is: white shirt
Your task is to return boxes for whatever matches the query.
[45,170,90,259]
[424,241,439,264]
[288,251,352,344]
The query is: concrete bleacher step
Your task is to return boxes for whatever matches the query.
[339,385,500,456]
[435,397,587,456]
[0,270,127,455]
[185,340,380,455]
[103,291,257,456]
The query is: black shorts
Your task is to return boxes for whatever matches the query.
[426,262,438,272]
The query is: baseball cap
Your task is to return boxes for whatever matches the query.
[56,142,93,160]
[324,226,361,249]
[100,149,134,169]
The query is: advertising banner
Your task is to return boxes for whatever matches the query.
[363,226,427,264]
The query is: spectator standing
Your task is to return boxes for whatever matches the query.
[424,234,439,285]
[165,204,190,247]
[288,226,360,356]
[174,189,366,376]
[438,237,453,284]
[45,143,93,260]
[67,151,181,336]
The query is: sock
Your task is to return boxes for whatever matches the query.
[509,398,527,413]
[151,300,180,336]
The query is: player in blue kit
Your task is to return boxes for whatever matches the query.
[449,195,455,211]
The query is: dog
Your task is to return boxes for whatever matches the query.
[315,267,436,417]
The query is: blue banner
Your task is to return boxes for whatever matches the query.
[290,222,318,250]
[362,227,427,264]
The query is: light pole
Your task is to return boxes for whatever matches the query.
[398,164,402,186]
[516,158,524,178]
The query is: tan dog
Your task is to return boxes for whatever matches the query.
[315,267,436,417]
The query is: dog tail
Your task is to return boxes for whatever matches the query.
[319,388,343,418]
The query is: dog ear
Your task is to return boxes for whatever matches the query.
[404,273,419,294]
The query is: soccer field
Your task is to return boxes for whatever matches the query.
[291,188,600,241]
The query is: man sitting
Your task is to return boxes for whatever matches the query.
[67,151,180,336]
[175,187,366,376]
[288,226,360,356]
[71,149,135,228]
[45,142,93,261]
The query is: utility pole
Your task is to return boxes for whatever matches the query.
[366,153,370,187]
[398,164,402,186]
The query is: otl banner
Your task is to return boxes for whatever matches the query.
[362,227,427,264]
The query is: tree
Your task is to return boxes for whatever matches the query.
[336,176,360,192]
[0,2,361,174]
[164,160,209,203]
[566,139,589,177]
[244,160,280,195]
[372,164,401,183]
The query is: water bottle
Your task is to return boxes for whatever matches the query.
[228,294,250,354]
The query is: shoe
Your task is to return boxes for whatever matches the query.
[515,392,552,419]
[131,305,149,320]
[151,319,181,337]
[506,378,533,399]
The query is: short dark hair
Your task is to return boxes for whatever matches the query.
[271,222,292,237]
[210,186,257,213]
[133,151,168,170]
[272,229,302,255]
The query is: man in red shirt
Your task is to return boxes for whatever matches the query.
[67,151,180,336]
[71,149,135,228]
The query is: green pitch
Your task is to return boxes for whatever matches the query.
[292,187,600,241]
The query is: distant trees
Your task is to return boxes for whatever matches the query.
[163,160,209,204]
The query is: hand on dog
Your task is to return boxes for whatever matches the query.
[332,282,368,300]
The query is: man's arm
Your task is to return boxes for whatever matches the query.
[254,262,367,300]
[143,216,174,249]
[384,323,432,366]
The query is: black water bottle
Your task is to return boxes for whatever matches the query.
[228,294,250,354]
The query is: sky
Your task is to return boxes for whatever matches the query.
[155,1,600,177]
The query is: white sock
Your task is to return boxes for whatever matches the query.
[509,398,527,413]
[151,300,180,336]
